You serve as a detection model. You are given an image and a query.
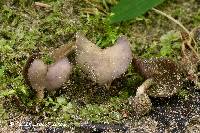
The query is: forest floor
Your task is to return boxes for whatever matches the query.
[1,0,200,132]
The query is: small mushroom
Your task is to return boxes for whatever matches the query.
[75,33,133,85]
[27,59,47,99]
[130,57,184,116]
[129,78,153,116]
[132,57,184,97]
[24,55,72,99]
[45,58,72,91]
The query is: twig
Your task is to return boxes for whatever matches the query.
[152,8,190,34]
[51,42,76,62]
[152,8,200,60]
[34,2,51,8]
[189,27,199,52]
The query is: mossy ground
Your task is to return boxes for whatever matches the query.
[0,0,200,132]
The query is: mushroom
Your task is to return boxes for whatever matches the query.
[27,58,47,100]
[133,57,184,97]
[129,78,153,116]
[130,57,184,116]
[24,55,72,99]
[45,58,72,91]
[75,33,133,85]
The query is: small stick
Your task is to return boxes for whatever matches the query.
[34,2,51,8]
[81,8,106,16]
[152,8,190,34]
[152,8,200,60]
[51,42,76,62]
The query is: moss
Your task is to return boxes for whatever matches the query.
[142,30,182,59]
[0,0,200,130]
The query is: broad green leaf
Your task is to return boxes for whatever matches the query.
[110,0,165,23]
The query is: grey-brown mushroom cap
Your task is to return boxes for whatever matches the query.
[27,59,47,91]
[45,58,72,91]
[75,33,133,85]
[133,57,184,97]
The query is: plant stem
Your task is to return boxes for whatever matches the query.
[152,8,190,35]
[152,8,200,59]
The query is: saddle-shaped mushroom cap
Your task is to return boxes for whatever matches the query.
[27,59,47,99]
[45,58,72,91]
[133,57,184,97]
[76,33,133,85]
[24,55,72,99]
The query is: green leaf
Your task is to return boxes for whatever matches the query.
[110,0,165,23]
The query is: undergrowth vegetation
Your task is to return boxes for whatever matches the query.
[0,0,200,130]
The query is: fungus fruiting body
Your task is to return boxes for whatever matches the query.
[75,33,133,85]
[27,59,47,99]
[45,58,72,91]
[130,93,152,116]
[51,42,75,62]
[133,57,184,97]
[24,55,72,99]
[129,78,153,116]
[130,57,184,116]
